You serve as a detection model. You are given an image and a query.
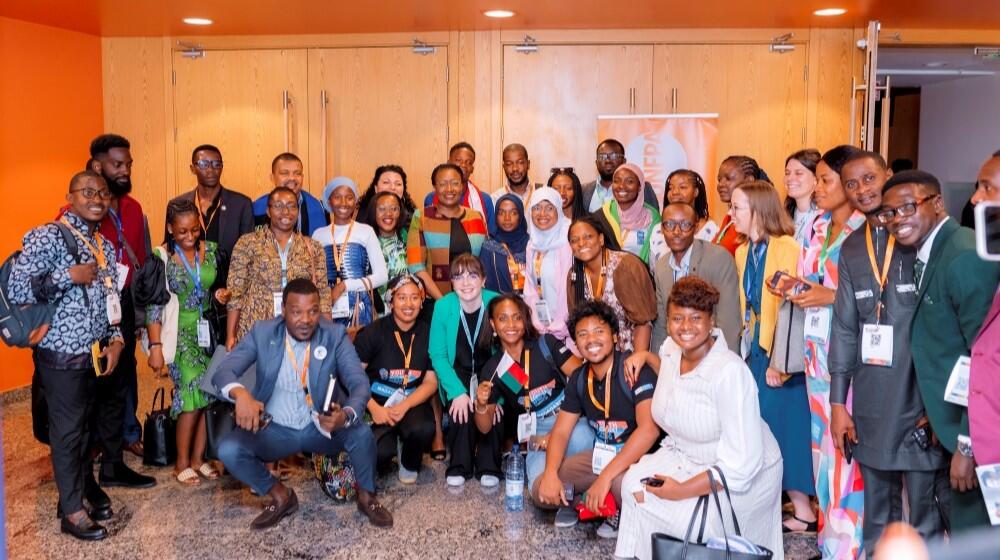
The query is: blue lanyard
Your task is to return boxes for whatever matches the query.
[108,208,125,262]
[275,236,294,288]
[459,304,485,374]
[743,241,766,323]
[174,244,204,315]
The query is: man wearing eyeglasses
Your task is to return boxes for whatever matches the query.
[879,169,999,533]
[581,139,658,213]
[251,152,329,236]
[492,143,542,204]
[829,153,949,551]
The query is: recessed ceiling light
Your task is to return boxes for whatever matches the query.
[183,17,213,26]
[483,10,516,18]
[813,8,847,16]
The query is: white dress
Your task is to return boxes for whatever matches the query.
[614,330,784,560]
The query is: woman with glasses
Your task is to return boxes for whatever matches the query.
[364,191,408,315]
[566,216,657,353]
[312,176,388,333]
[523,187,575,344]
[549,168,587,221]
[225,186,331,349]
[479,193,529,295]
[407,163,489,300]
[591,164,661,265]
[788,146,868,558]
[428,254,501,487]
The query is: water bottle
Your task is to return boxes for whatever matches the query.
[505,444,525,512]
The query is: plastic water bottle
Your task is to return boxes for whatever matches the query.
[504,444,525,512]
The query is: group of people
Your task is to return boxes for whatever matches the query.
[11,131,1000,560]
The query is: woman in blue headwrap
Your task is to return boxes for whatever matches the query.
[479,193,530,295]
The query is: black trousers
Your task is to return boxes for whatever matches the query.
[859,463,950,553]
[90,287,137,464]
[38,361,97,514]
[372,401,436,472]
[445,398,502,479]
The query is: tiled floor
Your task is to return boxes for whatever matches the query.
[3,370,820,559]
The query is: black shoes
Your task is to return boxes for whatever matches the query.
[60,514,108,541]
[99,462,156,489]
[251,488,299,530]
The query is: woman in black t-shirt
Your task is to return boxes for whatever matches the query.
[354,275,438,484]
[472,295,593,500]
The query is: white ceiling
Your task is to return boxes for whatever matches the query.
[879,47,1000,87]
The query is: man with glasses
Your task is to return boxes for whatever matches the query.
[492,143,542,203]
[878,169,999,533]
[829,153,949,551]
[650,203,740,351]
[10,171,126,540]
[251,152,329,235]
[581,139,658,213]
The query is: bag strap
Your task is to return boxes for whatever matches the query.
[120,234,140,269]
[153,386,165,411]
[537,334,566,383]
[783,302,794,373]
[53,221,89,307]
[705,468,734,559]
[681,495,709,552]
[711,466,743,536]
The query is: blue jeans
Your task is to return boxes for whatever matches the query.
[218,420,377,496]
[525,415,595,491]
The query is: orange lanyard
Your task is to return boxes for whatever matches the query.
[285,337,312,406]
[194,190,221,234]
[587,364,612,421]
[865,226,896,323]
[331,221,356,280]
[585,249,608,300]
[394,331,415,389]
[533,250,546,296]
[713,217,733,244]
[61,219,112,289]
[502,243,525,291]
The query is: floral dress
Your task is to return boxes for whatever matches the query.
[147,243,218,417]
[378,233,408,314]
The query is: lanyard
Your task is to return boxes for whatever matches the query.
[274,234,294,288]
[61,218,112,290]
[285,337,312,407]
[817,225,836,285]
[533,250,547,297]
[584,249,608,300]
[174,244,204,314]
[394,331,415,389]
[713,216,733,244]
[743,242,766,323]
[194,190,221,234]
[331,221,356,282]
[865,225,896,323]
[501,243,524,291]
[459,305,485,374]
[587,363,613,441]
[522,349,532,412]
[108,209,125,262]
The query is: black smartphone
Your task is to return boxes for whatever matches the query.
[843,435,854,464]
[912,425,931,450]
[768,271,811,296]
[640,477,664,488]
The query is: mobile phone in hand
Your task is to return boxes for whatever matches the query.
[640,476,664,487]
[843,435,854,464]
[768,271,811,296]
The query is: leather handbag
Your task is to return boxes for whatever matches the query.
[142,387,177,467]
[204,400,236,461]
[770,300,805,375]
[651,468,773,560]
[122,236,170,308]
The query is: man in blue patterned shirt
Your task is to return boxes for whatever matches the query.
[9,170,125,541]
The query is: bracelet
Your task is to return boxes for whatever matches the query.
[148,342,163,348]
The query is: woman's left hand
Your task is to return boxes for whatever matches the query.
[585,475,613,514]
[645,475,685,501]
[787,280,836,308]
[622,351,649,387]
[765,367,786,388]
[330,282,347,302]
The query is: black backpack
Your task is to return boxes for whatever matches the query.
[0,222,84,348]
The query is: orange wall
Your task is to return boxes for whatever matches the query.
[0,17,103,391]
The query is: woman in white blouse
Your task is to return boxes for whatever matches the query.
[616,277,784,560]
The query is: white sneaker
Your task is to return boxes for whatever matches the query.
[446,475,466,487]
[480,475,500,488]
[398,464,418,484]
[596,512,620,539]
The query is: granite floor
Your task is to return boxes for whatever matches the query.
[3,367,820,560]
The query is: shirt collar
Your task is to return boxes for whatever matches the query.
[669,244,693,273]
[62,211,95,235]
[916,217,949,263]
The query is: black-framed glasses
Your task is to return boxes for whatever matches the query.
[876,195,938,224]
[662,219,696,232]
[194,159,224,170]
[70,187,112,200]
[551,167,575,175]
[596,153,624,163]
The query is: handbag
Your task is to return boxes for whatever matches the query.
[201,345,257,460]
[121,235,170,308]
[651,468,773,560]
[770,300,805,376]
[140,246,179,364]
[142,386,177,467]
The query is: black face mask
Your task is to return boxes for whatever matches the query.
[105,174,132,196]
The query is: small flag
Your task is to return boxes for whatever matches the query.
[495,352,528,394]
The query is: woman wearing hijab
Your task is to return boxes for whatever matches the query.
[523,187,575,344]
[480,193,529,295]
[590,163,661,265]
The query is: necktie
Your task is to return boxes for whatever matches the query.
[914,258,925,287]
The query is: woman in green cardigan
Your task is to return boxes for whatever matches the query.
[429,253,500,488]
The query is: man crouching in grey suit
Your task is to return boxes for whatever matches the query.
[213,278,392,529]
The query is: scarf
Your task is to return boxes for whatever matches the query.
[526,187,570,252]
[614,163,653,231]
[493,193,530,258]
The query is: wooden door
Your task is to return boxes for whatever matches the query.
[172,49,308,200]
[307,47,449,204]
[502,44,654,191]
[653,44,808,220]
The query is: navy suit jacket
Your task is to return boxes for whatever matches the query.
[212,317,370,415]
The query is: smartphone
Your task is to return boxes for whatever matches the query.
[912,425,931,450]
[975,202,1000,261]
[768,271,811,296]
[843,435,854,464]
[91,339,110,376]
[640,477,664,488]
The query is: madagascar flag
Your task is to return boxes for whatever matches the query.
[495,352,528,394]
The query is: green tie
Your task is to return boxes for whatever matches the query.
[914,258,925,287]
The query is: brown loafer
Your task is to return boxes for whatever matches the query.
[356,490,393,528]
[251,488,298,530]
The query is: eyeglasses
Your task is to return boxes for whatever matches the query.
[268,202,298,213]
[596,153,624,163]
[71,187,112,200]
[551,167,575,175]
[662,220,696,232]
[876,195,938,224]
[194,160,224,170]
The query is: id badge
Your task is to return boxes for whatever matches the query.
[804,307,831,344]
[272,292,283,317]
[115,262,130,292]
[739,325,752,360]
[106,293,122,325]
[384,388,406,408]
[517,412,537,443]
[469,374,479,399]
[332,293,351,318]
[196,319,212,349]
[534,299,552,325]
[860,323,893,366]
[623,230,641,255]
[944,355,971,407]
[592,441,619,475]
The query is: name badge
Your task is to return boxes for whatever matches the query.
[115,262,130,292]
[861,323,893,366]
[384,388,406,408]
[854,290,873,299]
[896,283,917,293]
[196,319,212,349]
[592,441,620,475]
[804,307,831,345]
[469,374,479,400]
[517,412,537,443]
[332,293,351,318]
[272,292,283,317]
[944,355,971,407]
[534,299,552,325]
[106,293,122,325]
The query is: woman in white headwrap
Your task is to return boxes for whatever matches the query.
[523,187,575,345]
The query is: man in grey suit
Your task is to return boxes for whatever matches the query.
[581,138,659,212]
[651,203,741,351]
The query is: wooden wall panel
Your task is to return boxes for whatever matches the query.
[806,28,863,152]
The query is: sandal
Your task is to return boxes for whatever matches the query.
[782,514,818,533]
[430,449,447,462]
[176,467,201,486]
[196,463,220,480]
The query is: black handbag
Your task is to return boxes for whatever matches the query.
[125,238,170,308]
[204,400,236,461]
[142,387,177,467]
[651,468,774,560]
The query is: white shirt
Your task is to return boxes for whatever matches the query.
[589,179,614,212]
[915,217,949,288]
[491,180,535,204]
[668,245,694,281]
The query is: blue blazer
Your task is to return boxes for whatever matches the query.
[213,317,370,415]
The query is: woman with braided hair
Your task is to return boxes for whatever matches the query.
[713,155,769,256]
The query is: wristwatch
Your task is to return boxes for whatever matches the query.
[957,435,974,458]
[343,406,358,428]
